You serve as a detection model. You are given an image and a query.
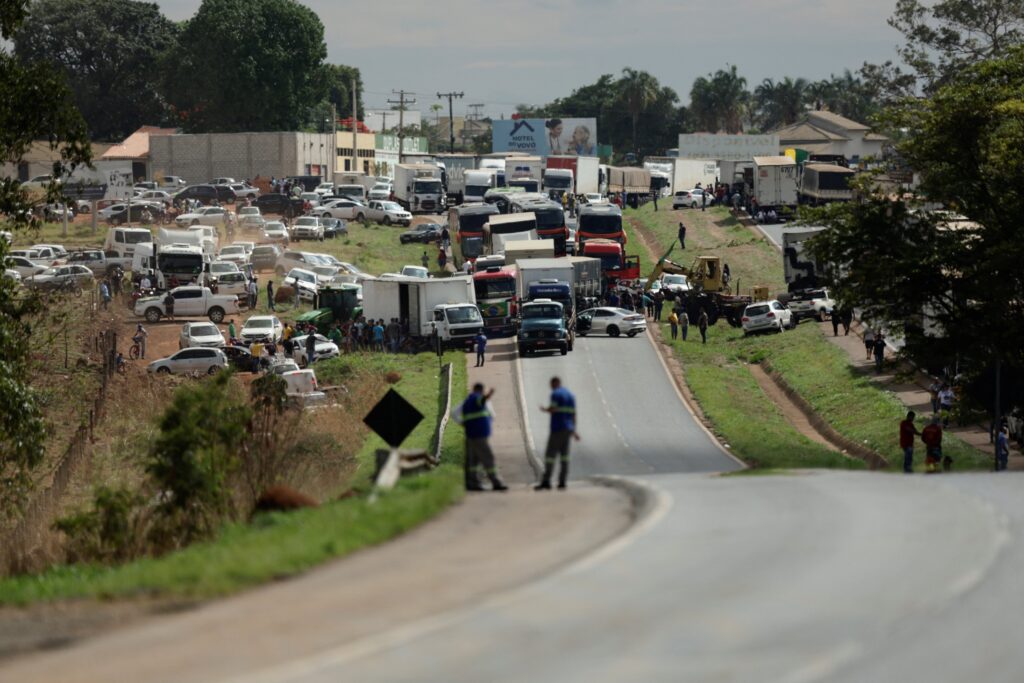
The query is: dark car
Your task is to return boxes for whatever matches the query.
[255,193,305,218]
[175,185,218,205]
[219,344,254,372]
[321,217,348,239]
[105,202,166,225]
[399,223,442,244]
[250,244,281,272]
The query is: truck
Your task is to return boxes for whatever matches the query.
[565,255,603,303]
[644,158,718,195]
[66,249,132,277]
[158,227,205,252]
[782,227,827,292]
[332,171,375,191]
[517,300,571,356]
[581,239,641,290]
[504,239,555,265]
[505,155,544,193]
[516,256,600,314]
[435,153,477,204]
[486,212,537,255]
[360,275,483,347]
[449,202,500,267]
[798,164,855,205]
[473,265,518,334]
[752,156,798,212]
[393,163,445,213]
[545,156,600,196]
[606,166,652,205]
[478,157,506,187]
[134,285,240,323]
[516,258,575,305]
[132,243,207,289]
[103,226,153,259]
[461,169,498,204]
[295,283,363,334]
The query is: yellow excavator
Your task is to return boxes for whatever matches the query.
[643,242,768,326]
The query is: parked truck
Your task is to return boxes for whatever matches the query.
[461,168,498,203]
[505,155,544,193]
[645,157,718,194]
[393,163,445,213]
[606,167,652,203]
[516,256,601,312]
[332,171,375,191]
[134,284,239,323]
[360,275,483,348]
[545,156,600,196]
[782,226,827,292]
[435,153,477,204]
[798,163,855,205]
[580,238,641,291]
[503,239,554,265]
[753,156,798,212]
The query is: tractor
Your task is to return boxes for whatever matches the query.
[295,283,363,334]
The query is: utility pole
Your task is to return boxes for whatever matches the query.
[437,91,463,153]
[331,102,337,180]
[388,90,416,164]
[351,79,358,174]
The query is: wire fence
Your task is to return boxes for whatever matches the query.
[1,329,118,575]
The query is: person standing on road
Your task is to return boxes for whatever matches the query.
[921,416,944,473]
[266,279,275,312]
[653,290,664,321]
[831,310,841,336]
[698,309,709,344]
[473,330,488,367]
[437,246,447,271]
[536,376,579,491]
[701,190,707,212]
[996,424,1011,471]
[163,291,175,321]
[899,411,920,474]
[873,334,886,373]
[677,222,687,250]
[454,383,507,492]
[248,278,259,310]
[668,310,679,340]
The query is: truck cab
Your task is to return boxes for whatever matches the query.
[432,303,483,348]
[581,238,640,288]
[517,299,571,356]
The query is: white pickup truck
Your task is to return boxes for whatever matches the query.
[134,285,240,323]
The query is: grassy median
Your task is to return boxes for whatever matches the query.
[0,351,468,605]
[627,203,990,471]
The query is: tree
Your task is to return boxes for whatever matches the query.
[863,0,1024,100]
[14,0,178,141]
[689,65,749,133]
[807,71,880,124]
[809,46,1024,378]
[320,63,363,120]
[161,0,327,133]
[753,77,809,130]
[617,67,660,154]
[1,0,90,517]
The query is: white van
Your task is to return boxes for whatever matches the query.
[104,227,153,258]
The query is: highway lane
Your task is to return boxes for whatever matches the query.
[518,331,741,478]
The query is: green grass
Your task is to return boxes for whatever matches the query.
[0,351,469,605]
[308,221,449,277]
[626,203,990,471]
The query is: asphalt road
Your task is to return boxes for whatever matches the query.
[518,332,741,478]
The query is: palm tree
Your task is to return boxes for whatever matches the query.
[618,67,660,154]
[754,77,809,130]
[689,65,749,133]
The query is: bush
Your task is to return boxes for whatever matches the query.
[54,485,147,564]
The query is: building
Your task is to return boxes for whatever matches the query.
[772,111,888,165]
[374,134,429,179]
[438,116,492,149]
[100,126,178,182]
[1,141,111,182]
[149,131,336,185]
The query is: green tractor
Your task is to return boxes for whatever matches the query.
[295,283,363,334]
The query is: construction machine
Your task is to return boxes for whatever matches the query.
[295,283,363,334]
[642,242,759,327]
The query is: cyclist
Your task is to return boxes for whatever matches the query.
[132,323,148,359]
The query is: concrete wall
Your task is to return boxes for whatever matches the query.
[149,132,335,184]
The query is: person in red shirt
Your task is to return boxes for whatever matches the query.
[921,416,944,473]
[899,411,920,474]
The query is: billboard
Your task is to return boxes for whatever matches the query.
[677,134,780,161]
[492,118,598,156]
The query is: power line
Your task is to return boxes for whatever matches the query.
[437,91,464,153]
[387,90,416,162]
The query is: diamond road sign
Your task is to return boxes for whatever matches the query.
[363,388,424,448]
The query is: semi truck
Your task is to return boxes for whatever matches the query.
[798,164,855,205]
[393,163,445,213]
[782,227,827,292]
[545,156,600,196]
[435,153,477,204]
[360,275,483,347]
[505,155,544,193]
[516,257,601,311]
[473,265,518,334]
[462,169,498,203]
[504,239,555,265]
[580,239,640,290]
[645,157,718,194]
[606,167,652,203]
[752,156,798,212]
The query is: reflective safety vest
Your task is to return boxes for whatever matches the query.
[460,393,491,439]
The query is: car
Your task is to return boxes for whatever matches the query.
[583,193,606,204]
[358,200,412,226]
[229,183,260,201]
[787,288,836,322]
[220,344,254,372]
[137,190,174,206]
[240,315,284,344]
[147,347,228,375]
[207,260,241,279]
[5,256,46,279]
[309,265,347,285]
[400,265,429,279]
[212,177,236,186]
[232,241,256,255]
[25,264,94,292]
[159,175,187,189]
[217,245,249,266]
[99,202,166,225]
[176,205,234,227]
[321,217,348,238]
[133,181,158,192]
[175,184,220,206]
[290,216,324,242]
[254,193,304,217]
[4,268,22,284]
[213,270,248,297]
[274,250,325,276]
[260,221,289,244]
[314,182,334,196]
[238,206,261,219]
[26,245,65,264]
[39,202,73,222]
[368,184,391,201]
[672,188,711,209]
[65,249,130,276]
[314,198,364,221]
[290,334,340,366]
[283,267,320,300]
[576,307,647,338]
[239,214,266,232]
[399,223,441,244]
[179,321,226,349]
[661,273,691,297]
[741,300,794,335]
[135,285,240,323]
[269,358,301,376]
[251,244,282,271]
[281,368,327,407]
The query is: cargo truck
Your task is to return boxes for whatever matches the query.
[645,157,718,194]
[435,153,477,204]
[360,275,483,348]
[505,155,544,193]
[545,156,600,196]
[752,156,798,212]
[462,169,498,203]
[473,265,518,335]
[782,227,827,292]
[393,163,445,213]
[503,239,555,265]
[798,164,855,205]
[516,256,601,311]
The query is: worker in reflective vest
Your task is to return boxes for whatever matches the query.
[455,382,507,492]
[536,376,579,490]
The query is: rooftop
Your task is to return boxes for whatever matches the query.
[101,126,178,160]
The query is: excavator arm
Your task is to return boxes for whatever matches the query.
[643,240,692,291]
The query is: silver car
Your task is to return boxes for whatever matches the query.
[179,321,226,349]
[741,300,794,335]
[148,347,227,375]
[577,307,647,338]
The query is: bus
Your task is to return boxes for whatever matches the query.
[485,212,537,255]
[473,265,518,334]
[577,203,624,247]
[448,203,500,268]
[508,194,568,256]
[483,186,527,214]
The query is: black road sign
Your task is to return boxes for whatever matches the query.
[363,388,424,448]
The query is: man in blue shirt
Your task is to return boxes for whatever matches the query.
[474,331,488,367]
[455,383,507,492]
[536,376,579,490]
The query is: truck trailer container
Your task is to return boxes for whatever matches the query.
[360,275,482,346]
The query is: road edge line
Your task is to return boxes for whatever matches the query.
[513,348,543,477]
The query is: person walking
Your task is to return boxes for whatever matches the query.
[132,323,148,359]
[938,384,955,427]
[928,378,942,414]
[677,222,687,250]
[454,383,507,492]
[921,416,945,473]
[831,310,841,336]
[680,307,690,341]
[841,307,853,335]
[701,189,707,212]
[163,291,175,321]
[99,280,111,311]
[899,411,920,474]
[266,279,275,312]
[536,376,578,491]
[863,327,875,361]
[873,334,886,373]
[473,330,488,367]
[668,310,679,340]
[228,319,237,341]
[421,251,430,270]
[305,331,316,366]
[698,309,709,344]
[996,424,1011,471]
[651,189,658,211]
[437,247,447,271]
[247,278,259,310]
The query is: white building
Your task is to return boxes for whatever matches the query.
[772,111,888,165]
[365,109,421,133]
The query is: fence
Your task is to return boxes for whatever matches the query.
[1,329,118,575]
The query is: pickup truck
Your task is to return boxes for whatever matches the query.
[135,285,240,323]
[290,216,325,241]
[786,287,835,322]
[66,249,132,276]
[355,200,412,227]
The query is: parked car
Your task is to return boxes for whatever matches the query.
[314,182,334,196]
[137,190,174,206]
[229,183,259,201]
[321,217,347,238]
[179,321,226,349]
[576,307,647,338]
[261,222,289,244]
[211,177,236,186]
[240,214,266,232]
[368,184,391,201]
[787,288,835,322]
[39,202,73,222]
[672,188,711,209]
[281,368,327,407]
[220,344,254,372]
[5,255,46,279]
[254,193,304,218]
[240,315,284,344]
[176,205,234,227]
[290,334,340,366]
[147,347,227,375]
[290,216,324,242]
[4,269,21,284]
[159,175,187,189]
[274,250,324,277]
[269,358,301,376]
[175,184,220,206]
[217,245,249,266]
[299,192,322,210]
[399,223,441,244]
[213,270,248,297]
[283,267,320,300]
[741,300,794,335]
[66,249,130,276]
[251,244,281,271]
[207,260,241,279]
[661,273,691,297]
[400,265,429,279]
[25,264,94,292]
[100,202,166,225]
[313,198,364,221]
[134,285,240,323]
[357,201,412,226]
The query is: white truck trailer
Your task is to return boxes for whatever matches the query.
[360,275,483,346]
[752,156,798,211]
[393,163,445,213]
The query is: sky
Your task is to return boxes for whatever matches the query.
[158,0,904,120]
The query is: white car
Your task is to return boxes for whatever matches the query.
[240,315,284,344]
[577,307,647,338]
[229,183,259,201]
[217,245,249,266]
[400,265,428,279]
[290,334,340,366]
[368,184,391,201]
[787,288,835,322]
[314,198,364,221]
[269,358,301,376]
[314,182,334,196]
[175,206,234,227]
[672,189,710,209]
[232,241,255,255]
[5,256,46,278]
[583,193,606,204]
[4,268,22,283]
[179,321,226,349]
[207,260,241,278]
[212,177,236,186]
[159,175,187,189]
[262,221,289,244]
[283,267,320,300]
[214,270,248,297]
[290,216,324,241]
[281,368,327,407]
[148,347,228,375]
[357,201,412,227]
[741,300,795,335]
[137,190,174,205]
[238,206,261,219]
[661,274,691,297]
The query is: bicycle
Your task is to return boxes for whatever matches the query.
[129,338,144,360]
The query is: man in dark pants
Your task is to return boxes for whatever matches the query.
[536,376,579,490]
[651,190,658,211]
[701,190,707,212]
[899,411,920,473]
[266,279,275,312]
[473,330,488,367]
[677,222,687,250]
[163,291,175,320]
[455,383,507,491]
[305,331,316,365]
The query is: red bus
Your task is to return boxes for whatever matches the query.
[449,203,500,267]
